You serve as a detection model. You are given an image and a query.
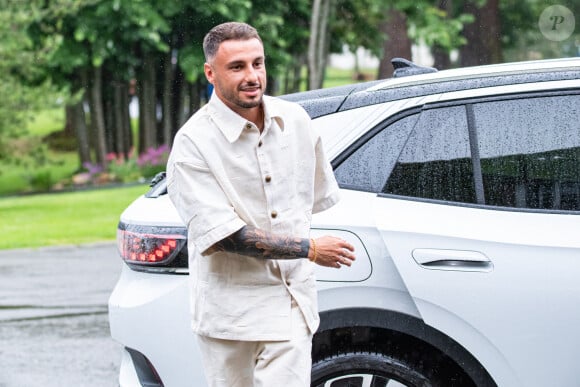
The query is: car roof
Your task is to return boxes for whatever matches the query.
[281,57,580,119]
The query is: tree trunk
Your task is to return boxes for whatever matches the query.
[283,54,304,94]
[121,83,133,156]
[88,65,107,166]
[308,0,332,90]
[377,7,412,79]
[112,81,127,157]
[69,68,91,168]
[432,0,453,70]
[62,105,76,137]
[432,46,451,70]
[292,55,305,93]
[189,78,202,115]
[266,74,278,95]
[460,0,502,67]
[71,103,90,167]
[138,56,158,153]
[161,51,174,147]
[172,64,186,138]
[103,70,115,155]
[137,77,145,155]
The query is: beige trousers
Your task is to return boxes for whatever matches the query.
[197,302,313,387]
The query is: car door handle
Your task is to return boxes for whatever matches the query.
[412,249,493,272]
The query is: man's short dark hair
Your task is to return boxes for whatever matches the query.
[203,22,262,63]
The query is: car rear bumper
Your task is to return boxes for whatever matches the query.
[108,264,206,387]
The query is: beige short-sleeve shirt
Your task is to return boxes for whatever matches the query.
[166,93,340,341]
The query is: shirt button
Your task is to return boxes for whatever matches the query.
[271,210,278,218]
[245,123,252,130]
[265,175,271,183]
[258,140,263,147]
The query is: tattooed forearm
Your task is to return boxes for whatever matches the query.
[209,225,310,260]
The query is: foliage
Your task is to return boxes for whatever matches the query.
[394,0,474,54]
[0,147,78,196]
[0,1,64,159]
[406,5,473,52]
[331,0,386,57]
[2,0,577,196]
[136,144,170,179]
[2,134,66,193]
[82,145,170,184]
[27,169,54,192]
[500,0,580,61]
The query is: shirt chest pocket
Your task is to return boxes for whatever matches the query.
[227,152,260,181]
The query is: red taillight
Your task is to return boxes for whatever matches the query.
[117,226,186,265]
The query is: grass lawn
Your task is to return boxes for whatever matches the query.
[0,184,148,250]
[323,67,376,88]
[27,107,64,136]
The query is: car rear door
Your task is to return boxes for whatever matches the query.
[373,90,580,387]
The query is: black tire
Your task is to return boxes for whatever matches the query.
[311,351,437,387]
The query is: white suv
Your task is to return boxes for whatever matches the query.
[109,57,580,387]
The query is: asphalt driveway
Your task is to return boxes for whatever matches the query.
[0,242,122,387]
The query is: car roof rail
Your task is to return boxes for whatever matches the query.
[391,57,437,78]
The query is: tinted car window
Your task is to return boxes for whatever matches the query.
[334,113,419,192]
[474,94,580,210]
[384,106,476,203]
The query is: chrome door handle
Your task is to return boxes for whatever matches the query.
[412,248,493,272]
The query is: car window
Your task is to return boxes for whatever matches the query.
[334,113,419,192]
[474,94,580,211]
[383,105,476,203]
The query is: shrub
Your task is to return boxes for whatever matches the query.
[27,169,53,192]
[137,144,170,179]
[79,145,170,185]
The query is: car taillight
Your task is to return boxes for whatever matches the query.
[117,222,188,271]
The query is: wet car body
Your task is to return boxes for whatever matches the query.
[109,57,580,387]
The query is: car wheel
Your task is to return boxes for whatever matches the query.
[311,351,439,387]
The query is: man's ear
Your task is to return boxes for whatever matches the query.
[204,63,214,84]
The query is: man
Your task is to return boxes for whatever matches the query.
[166,22,356,387]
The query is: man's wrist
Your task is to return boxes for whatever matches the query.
[308,238,317,262]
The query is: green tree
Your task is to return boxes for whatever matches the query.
[27,0,174,165]
[378,1,473,77]
[14,0,523,181]
[308,0,387,89]
[500,0,580,61]
[0,1,60,160]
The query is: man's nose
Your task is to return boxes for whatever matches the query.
[244,66,259,82]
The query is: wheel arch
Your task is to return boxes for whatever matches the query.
[314,307,497,387]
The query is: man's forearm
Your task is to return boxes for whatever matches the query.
[208,225,310,260]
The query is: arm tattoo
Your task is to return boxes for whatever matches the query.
[210,225,310,260]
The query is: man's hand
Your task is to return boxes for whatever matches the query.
[309,236,355,268]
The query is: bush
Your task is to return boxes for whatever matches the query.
[27,169,53,192]
[80,145,170,185]
[137,144,169,179]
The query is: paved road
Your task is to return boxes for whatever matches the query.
[0,243,122,387]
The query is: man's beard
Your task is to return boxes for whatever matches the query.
[236,98,262,109]
[236,82,263,108]
[216,80,264,110]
